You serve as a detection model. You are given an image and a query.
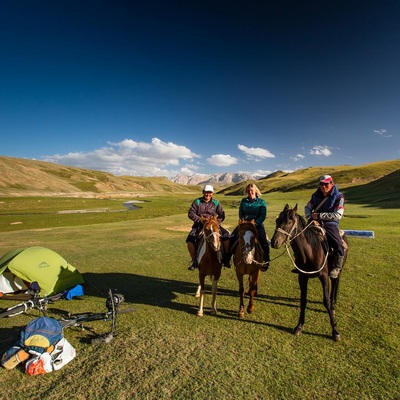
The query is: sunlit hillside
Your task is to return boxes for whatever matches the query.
[0,156,198,197]
[0,156,399,208]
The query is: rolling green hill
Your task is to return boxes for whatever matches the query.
[220,159,400,195]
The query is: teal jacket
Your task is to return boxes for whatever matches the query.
[239,197,267,226]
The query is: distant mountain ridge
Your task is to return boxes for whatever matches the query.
[171,172,257,186]
[0,156,399,205]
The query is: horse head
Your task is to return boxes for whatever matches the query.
[270,204,299,249]
[238,219,258,264]
[201,215,221,252]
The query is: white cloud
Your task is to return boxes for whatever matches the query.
[207,154,238,167]
[309,146,332,157]
[238,144,275,160]
[373,129,392,138]
[290,153,305,161]
[42,137,200,177]
[253,169,273,178]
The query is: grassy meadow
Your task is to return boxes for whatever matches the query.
[0,190,399,400]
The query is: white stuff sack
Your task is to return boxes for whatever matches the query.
[50,338,76,371]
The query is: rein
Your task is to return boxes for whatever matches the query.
[236,230,269,268]
[277,216,328,275]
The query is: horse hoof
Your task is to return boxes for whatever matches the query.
[210,310,217,316]
[247,307,254,314]
[238,312,245,318]
[333,334,341,342]
[195,293,200,298]
[293,327,302,336]
[197,312,203,317]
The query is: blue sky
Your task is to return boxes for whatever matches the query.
[1,1,399,178]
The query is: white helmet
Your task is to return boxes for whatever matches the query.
[203,185,214,193]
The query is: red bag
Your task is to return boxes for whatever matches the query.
[26,358,46,376]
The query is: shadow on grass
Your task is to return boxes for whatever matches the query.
[81,272,334,340]
[0,271,339,353]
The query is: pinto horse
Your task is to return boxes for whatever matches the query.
[270,204,348,341]
[195,215,223,317]
[233,219,265,317]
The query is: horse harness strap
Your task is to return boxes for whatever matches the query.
[285,243,329,275]
[277,214,330,274]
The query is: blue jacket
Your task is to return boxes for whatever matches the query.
[305,185,344,226]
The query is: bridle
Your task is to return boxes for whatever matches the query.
[274,217,299,243]
[236,226,269,267]
[275,213,328,275]
[203,225,221,252]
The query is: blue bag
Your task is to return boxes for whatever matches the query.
[19,317,64,355]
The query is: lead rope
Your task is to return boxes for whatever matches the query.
[284,242,329,275]
[279,219,329,275]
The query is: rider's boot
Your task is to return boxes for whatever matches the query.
[188,259,198,270]
[260,244,270,272]
[329,254,345,278]
[223,253,231,268]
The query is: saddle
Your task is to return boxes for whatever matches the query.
[309,222,347,254]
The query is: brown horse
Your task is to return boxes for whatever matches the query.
[270,204,348,341]
[233,219,265,317]
[195,215,223,317]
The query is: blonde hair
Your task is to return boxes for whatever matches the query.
[245,183,262,197]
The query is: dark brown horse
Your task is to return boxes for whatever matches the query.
[233,219,265,317]
[270,204,348,341]
[195,215,223,317]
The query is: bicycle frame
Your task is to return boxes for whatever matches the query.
[59,290,135,343]
[0,291,65,318]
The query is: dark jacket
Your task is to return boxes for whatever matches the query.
[188,197,225,226]
[305,185,344,226]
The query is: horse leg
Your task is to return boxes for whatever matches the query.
[210,276,219,316]
[195,285,201,298]
[320,274,340,341]
[236,271,245,318]
[330,276,340,314]
[197,275,205,317]
[294,274,308,336]
[247,270,260,314]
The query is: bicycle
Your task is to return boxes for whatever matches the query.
[1,286,135,343]
[0,287,66,318]
[59,289,135,343]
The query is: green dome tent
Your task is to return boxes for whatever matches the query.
[0,247,85,296]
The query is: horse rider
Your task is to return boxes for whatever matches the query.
[186,185,231,270]
[229,183,270,271]
[304,174,345,278]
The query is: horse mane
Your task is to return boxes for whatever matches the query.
[238,219,258,237]
[295,211,324,250]
[201,215,219,230]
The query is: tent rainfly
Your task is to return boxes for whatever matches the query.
[0,246,85,296]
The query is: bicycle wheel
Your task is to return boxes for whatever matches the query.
[0,303,28,318]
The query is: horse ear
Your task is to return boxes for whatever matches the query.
[293,204,298,212]
[284,204,289,210]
